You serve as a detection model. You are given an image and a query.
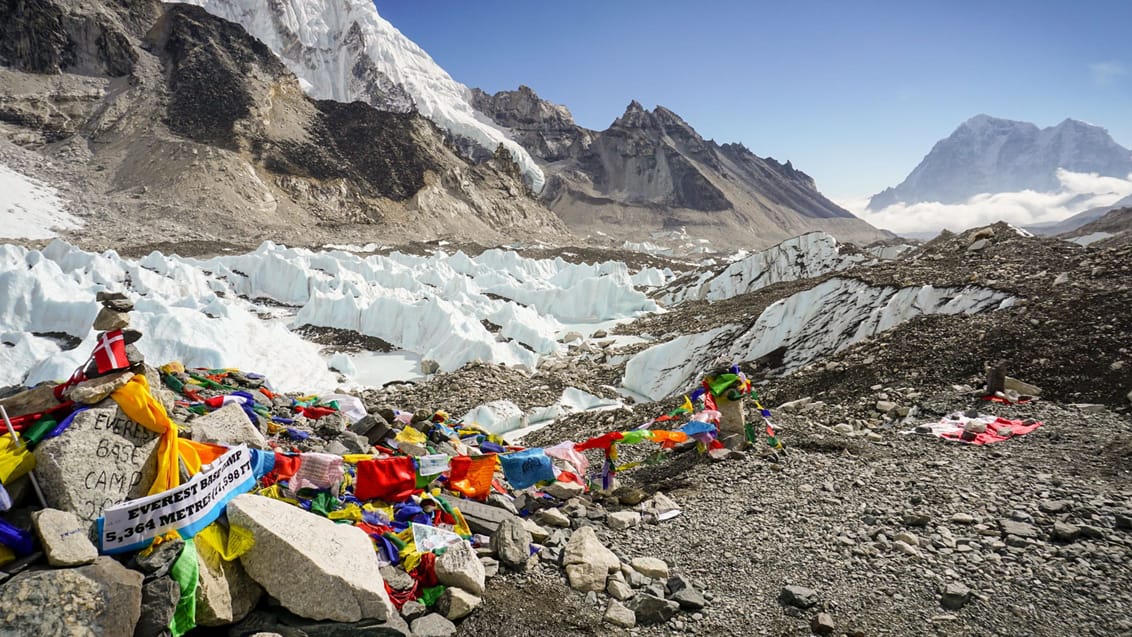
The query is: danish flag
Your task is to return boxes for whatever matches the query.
[92,329,130,375]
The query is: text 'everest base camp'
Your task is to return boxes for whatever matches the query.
[1,1,1131,636]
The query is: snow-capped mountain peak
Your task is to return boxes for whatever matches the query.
[176,0,545,191]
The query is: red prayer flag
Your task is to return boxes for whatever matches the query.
[355,456,418,502]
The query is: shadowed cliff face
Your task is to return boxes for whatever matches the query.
[150,5,435,201]
[0,0,151,75]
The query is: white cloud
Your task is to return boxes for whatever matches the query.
[841,169,1132,237]
[1090,61,1126,86]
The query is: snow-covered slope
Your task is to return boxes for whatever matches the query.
[1,241,657,391]
[659,232,870,305]
[624,277,1015,400]
[0,164,83,240]
[869,115,1132,209]
[176,0,545,191]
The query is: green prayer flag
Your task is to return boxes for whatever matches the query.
[169,540,199,637]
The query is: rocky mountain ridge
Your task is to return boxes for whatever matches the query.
[472,86,890,250]
[0,0,564,252]
[870,114,1132,209]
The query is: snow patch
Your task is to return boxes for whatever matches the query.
[0,164,83,240]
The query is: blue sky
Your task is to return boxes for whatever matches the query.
[377,1,1131,201]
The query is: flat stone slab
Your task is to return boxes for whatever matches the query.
[32,508,98,567]
[189,402,268,449]
[34,404,161,522]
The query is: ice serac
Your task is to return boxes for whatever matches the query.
[624,278,1015,400]
[660,232,871,305]
[1,240,654,391]
[176,0,545,191]
[869,115,1132,209]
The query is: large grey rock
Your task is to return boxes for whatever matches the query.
[436,587,481,621]
[0,556,143,636]
[229,608,410,636]
[195,532,263,626]
[604,599,636,628]
[533,507,570,528]
[410,613,456,637]
[454,497,515,535]
[226,494,394,622]
[672,587,706,610]
[134,577,180,637]
[563,526,620,593]
[940,582,972,610]
[34,404,161,522]
[490,516,532,571]
[379,565,415,591]
[190,402,268,449]
[779,585,819,609]
[628,593,679,625]
[999,519,1041,539]
[434,540,485,596]
[630,556,669,580]
[32,508,98,566]
[543,481,585,500]
[606,511,641,530]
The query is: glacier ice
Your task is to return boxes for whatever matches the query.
[1,241,655,392]
[624,277,1015,401]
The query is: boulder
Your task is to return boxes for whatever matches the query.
[134,577,180,637]
[779,585,819,609]
[628,593,679,625]
[811,612,836,635]
[607,511,641,530]
[31,508,98,567]
[563,527,619,593]
[189,403,268,449]
[607,577,634,601]
[194,532,263,626]
[435,540,485,596]
[226,494,394,622]
[228,608,410,636]
[410,613,457,637]
[998,519,1041,539]
[940,582,972,610]
[672,587,706,610]
[490,516,532,571]
[533,507,570,528]
[630,556,669,580]
[0,556,143,636]
[604,599,636,628]
[544,481,585,500]
[436,587,481,620]
[34,404,161,522]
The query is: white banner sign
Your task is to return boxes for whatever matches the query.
[99,445,255,554]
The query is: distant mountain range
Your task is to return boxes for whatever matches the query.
[474,87,887,248]
[869,115,1132,210]
[0,0,888,251]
